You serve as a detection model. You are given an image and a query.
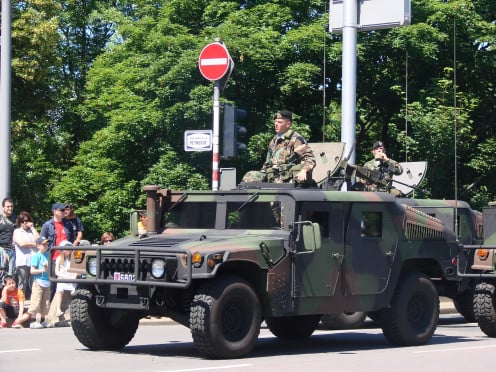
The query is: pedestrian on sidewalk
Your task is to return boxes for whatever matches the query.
[0,197,17,276]
[0,275,28,328]
[13,211,39,299]
[14,236,51,328]
[53,242,76,318]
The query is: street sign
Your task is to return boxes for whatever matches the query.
[184,130,213,152]
[198,43,231,81]
[330,0,411,33]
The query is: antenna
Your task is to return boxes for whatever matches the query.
[322,1,328,143]
[453,17,459,242]
[404,51,408,163]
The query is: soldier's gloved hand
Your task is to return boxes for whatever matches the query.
[296,168,308,182]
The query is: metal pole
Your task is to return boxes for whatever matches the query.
[340,0,358,165]
[211,81,220,190]
[0,0,12,198]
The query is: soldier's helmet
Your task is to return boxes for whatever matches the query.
[242,171,266,182]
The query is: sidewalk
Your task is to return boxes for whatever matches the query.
[440,296,457,314]
[22,296,457,326]
[139,296,458,325]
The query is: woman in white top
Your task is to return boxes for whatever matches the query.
[13,211,39,299]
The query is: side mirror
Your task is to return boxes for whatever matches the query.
[302,222,322,252]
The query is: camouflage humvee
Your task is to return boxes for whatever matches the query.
[50,184,466,358]
[321,197,483,329]
[457,202,496,337]
[399,198,482,322]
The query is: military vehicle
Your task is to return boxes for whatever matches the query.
[318,196,483,329]
[50,180,469,358]
[457,202,496,337]
[398,198,482,322]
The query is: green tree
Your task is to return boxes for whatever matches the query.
[7,0,496,237]
[50,0,330,239]
[10,0,62,223]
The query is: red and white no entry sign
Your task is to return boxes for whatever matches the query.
[198,43,231,81]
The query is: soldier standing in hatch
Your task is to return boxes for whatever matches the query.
[360,140,403,195]
[243,110,316,184]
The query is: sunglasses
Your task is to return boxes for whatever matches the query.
[22,220,31,223]
[103,239,113,243]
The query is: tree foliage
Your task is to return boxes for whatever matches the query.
[6,0,496,239]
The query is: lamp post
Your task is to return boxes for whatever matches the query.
[0,0,12,198]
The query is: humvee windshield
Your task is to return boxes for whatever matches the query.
[165,202,217,228]
[164,200,284,229]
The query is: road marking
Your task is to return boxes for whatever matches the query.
[157,364,252,372]
[0,348,40,353]
[414,344,496,353]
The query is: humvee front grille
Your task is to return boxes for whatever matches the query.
[49,245,192,288]
[99,256,178,282]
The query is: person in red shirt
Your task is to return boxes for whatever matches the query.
[40,203,77,301]
[0,275,27,328]
[40,203,77,261]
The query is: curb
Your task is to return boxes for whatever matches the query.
[440,296,457,314]
[22,296,458,326]
[139,297,458,326]
[139,317,177,325]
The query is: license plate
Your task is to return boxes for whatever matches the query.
[113,272,135,281]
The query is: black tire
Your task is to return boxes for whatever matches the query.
[70,287,140,350]
[320,311,367,330]
[367,310,385,324]
[381,272,439,346]
[190,276,261,359]
[474,282,496,337]
[453,290,476,322]
[266,314,321,338]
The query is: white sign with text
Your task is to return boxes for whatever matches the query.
[184,130,213,152]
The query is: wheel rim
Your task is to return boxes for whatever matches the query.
[221,297,250,342]
[407,292,430,329]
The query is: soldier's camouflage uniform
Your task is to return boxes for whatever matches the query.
[361,157,403,195]
[260,130,316,183]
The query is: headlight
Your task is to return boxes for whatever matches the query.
[87,257,97,276]
[151,259,166,278]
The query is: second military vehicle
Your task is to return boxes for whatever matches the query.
[457,202,496,337]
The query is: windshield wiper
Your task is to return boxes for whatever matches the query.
[237,192,259,211]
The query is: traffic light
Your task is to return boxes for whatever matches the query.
[223,104,247,158]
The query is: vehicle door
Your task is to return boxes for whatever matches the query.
[293,202,344,298]
[344,202,398,295]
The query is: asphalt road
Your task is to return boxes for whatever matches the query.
[1,312,494,372]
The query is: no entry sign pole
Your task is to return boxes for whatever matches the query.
[198,41,232,190]
[212,82,221,190]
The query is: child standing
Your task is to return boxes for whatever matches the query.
[15,236,51,328]
[53,247,76,317]
[0,275,27,328]
[137,211,147,235]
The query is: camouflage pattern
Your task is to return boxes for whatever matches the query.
[261,130,316,183]
[51,184,476,357]
[399,198,483,245]
[241,170,266,182]
[456,203,496,338]
[458,203,496,273]
[360,157,403,194]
